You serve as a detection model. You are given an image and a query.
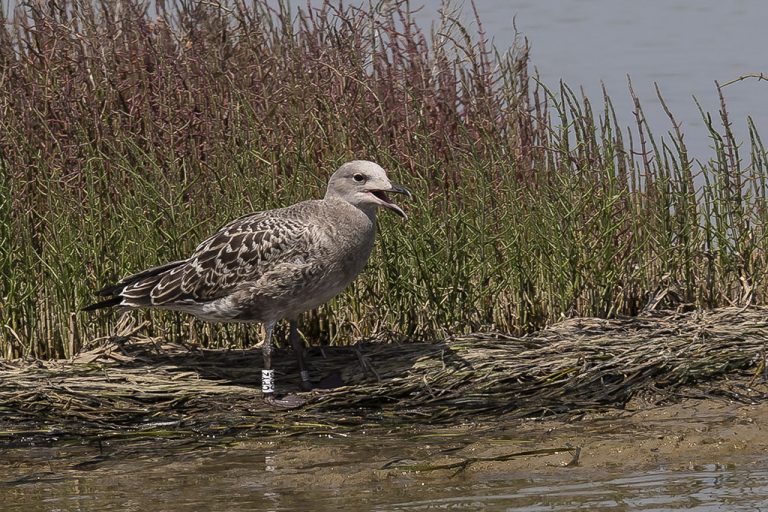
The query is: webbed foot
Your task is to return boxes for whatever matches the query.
[263,393,307,409]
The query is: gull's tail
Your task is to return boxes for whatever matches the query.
[82,260,187,311]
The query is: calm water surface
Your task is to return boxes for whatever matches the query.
[3,432,768,511]
[410,0,768,163]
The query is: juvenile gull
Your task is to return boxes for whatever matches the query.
[84,160,411,407]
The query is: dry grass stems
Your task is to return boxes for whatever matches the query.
[2,306,767,444]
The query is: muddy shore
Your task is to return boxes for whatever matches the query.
[412,388,768,476]
[1,306,767,453]
[2,305,768,510]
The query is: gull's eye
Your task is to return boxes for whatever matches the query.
[353,173,365,183]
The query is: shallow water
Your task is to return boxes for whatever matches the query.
[386,467,768,511]
[3,424,768,512]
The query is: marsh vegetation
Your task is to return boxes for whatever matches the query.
[1,0,766,359]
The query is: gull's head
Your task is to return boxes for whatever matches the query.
[325,160,412,219]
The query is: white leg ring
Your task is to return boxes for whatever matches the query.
[262,369,275,394]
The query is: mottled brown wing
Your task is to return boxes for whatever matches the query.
[146,212,317,305]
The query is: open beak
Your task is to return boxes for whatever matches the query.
[371,182,413,219]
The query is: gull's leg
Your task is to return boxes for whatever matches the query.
[261,321,276,398]
[289,320,313,391]
[261,320,306,409]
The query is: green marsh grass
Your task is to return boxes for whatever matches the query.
[1,0,766,359]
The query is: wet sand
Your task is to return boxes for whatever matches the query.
[456,393,768,475]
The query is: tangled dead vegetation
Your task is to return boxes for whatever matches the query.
[2,307,767,444]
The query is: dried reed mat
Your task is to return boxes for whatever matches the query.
[2,307,768,443]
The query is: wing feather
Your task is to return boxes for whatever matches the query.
[146,211,318,305]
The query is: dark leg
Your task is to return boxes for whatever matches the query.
[289,320,313,391]
[261,321,306,409]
